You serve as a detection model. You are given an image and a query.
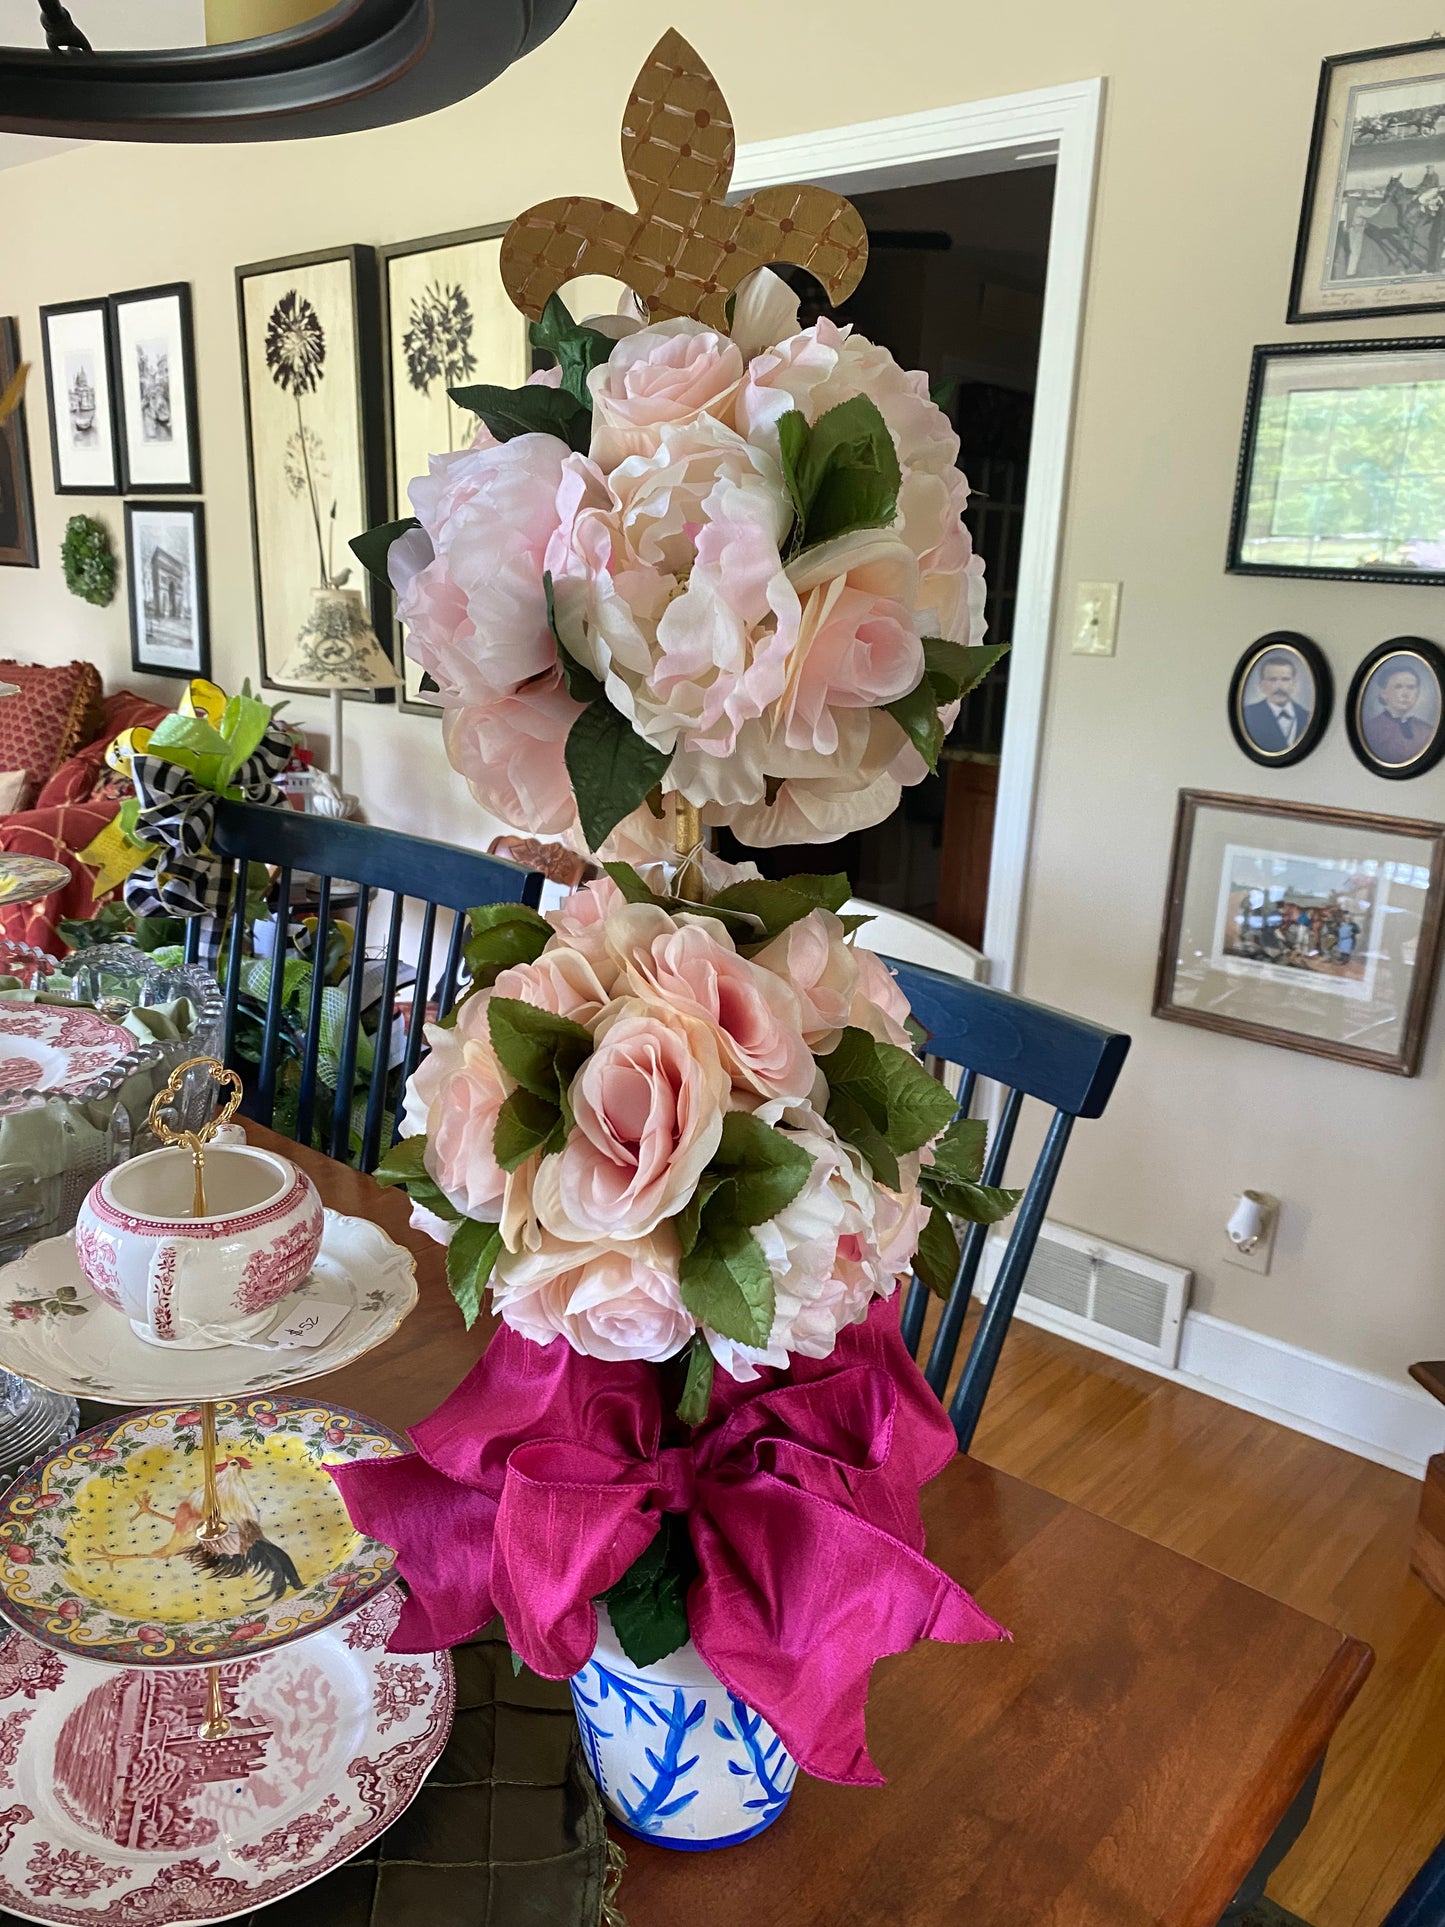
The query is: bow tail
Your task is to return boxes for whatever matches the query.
[690,1480,1008,1787]
[330,1454,501,1652]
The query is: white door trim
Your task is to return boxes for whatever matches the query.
[735,78,1105,991]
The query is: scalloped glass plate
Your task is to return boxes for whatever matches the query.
[0,1398,406,1668]
[0,1210,417,1405]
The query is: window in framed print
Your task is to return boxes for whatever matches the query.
[109,282,200,493]
[1153,790,1445,1076]
[38,297,118,495]
[1290,39,1445,323]
[124,501,210,682]
[379,223,530,712]
[236,245,388,697]
[0,320,38,568]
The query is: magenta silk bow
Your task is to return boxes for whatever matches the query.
[330,1299,1007,1786]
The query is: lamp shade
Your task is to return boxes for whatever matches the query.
[272,586,400,692]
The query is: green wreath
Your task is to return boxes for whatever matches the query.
[61,513,116,608]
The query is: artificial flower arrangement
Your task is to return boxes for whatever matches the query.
[334,31,1020,1842]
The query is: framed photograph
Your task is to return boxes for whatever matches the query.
[38,297,118,494]
[236,245,388,697]
[1227,339,1445,584]
[124,501,210,681]
[1228,631,1332,767]
[109,282,200,493]
[379,223,530,712]
[1290,39,1445,323]
[1154,790,1445,1076]
[0,320,38,569]
[1345,635,1445,778]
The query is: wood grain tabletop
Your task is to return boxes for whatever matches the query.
[258,1125,1374,1927]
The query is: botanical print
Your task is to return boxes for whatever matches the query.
[1211,844,1386,1002]
[402,280,478,449]
[266,289,335,591]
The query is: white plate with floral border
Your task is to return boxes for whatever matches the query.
[0,1211,417,1405]
[0,1006,133,1101]
[0,1588,455,1926]
[0,1398,406,1668]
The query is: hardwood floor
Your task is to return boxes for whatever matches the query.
[968,1316,1443,1927]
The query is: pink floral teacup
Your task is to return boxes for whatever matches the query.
[75,1145,324,1348]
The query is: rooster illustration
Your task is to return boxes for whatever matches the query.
[90,1457,303,1605]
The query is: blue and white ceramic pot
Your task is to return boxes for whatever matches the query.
[570,1609,799,1850]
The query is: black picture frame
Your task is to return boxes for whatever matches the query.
[1228,632,1333,768]
[108,282,201,494]
[38,295,119,495]
[124,499,211,682]
[0,320,38,569]
[1289,38,1445,325]
[1226,338,1445,585]
[235,243,391,701]
[1345,636,1445,779]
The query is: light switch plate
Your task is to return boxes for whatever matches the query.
[1073,581,1120,656]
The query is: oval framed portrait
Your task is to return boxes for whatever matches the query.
[1228,632,1333,769]
[1346,638,1445,781]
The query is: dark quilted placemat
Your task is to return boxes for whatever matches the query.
[0,1622,617,1927]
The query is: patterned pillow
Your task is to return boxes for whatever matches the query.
[0,660,103,793]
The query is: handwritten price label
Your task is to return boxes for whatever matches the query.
[267,1297,351,1349]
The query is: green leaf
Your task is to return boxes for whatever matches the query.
[492,1087,564,1171]
[706,878,838,946]
[872,1039,958,1154]
[529,293,616,408]
[922,1176,1023,1226]
[445,1217,502,1329]
[921,637,1011,705]
[825,1088,900,1189]
[543,571,604,704]
[774,872,851,914]
[461,901,552,986]
[598,1513,697,1668]
[371,1134,461,1223]
[785,395,902,552]
[776,408,810,534]
[447,380,590,452]
[673,1172,723,1261]
[817,1028,889,1129]
[679,1221,775,1347]
[602,861,667,906]
[676,1335,716,1428]
[486,997,593,1102]
[350,515,419,587]
[929,1115,988,1186]
[913,1204,961,1299]
[707,1111,813,1228]
[565,698,673,852]
[884,674,946,773]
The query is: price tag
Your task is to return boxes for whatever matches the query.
[265,1296,352,1349]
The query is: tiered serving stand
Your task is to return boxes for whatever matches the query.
[0,1062,448,1925]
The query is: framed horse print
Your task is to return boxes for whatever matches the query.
[1291,39,1445,322]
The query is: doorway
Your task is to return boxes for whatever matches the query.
[729,80,1103,989]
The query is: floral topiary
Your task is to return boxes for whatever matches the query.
[60,514,116,608]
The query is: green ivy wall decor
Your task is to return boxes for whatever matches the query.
[61,512,116,607]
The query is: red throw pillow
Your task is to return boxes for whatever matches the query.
[0,660,103,794]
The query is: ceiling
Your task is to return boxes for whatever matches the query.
[0,0,205,166]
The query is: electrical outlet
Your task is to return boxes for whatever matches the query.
[1072,581,1120,656]
[1222,1192,1279,1276]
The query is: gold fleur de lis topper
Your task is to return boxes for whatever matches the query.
[499,30,869,331]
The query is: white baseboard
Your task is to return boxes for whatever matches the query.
[1003,1297,1441,1479]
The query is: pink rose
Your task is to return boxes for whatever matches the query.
[408,1200,457,1247]
[442,669,583,837]
[588,319,745,470]
[625,918,815,1103]
[56,1599,79,1620]
[490,1232,694,1362]
[494,947,613,1025]
[4,1544,31,1565]
[232,1620,268,1637]
[254,1411,279,1429]
[534,998,728,1242]
[779,530,926,756]
[136,1624,166,1643]
[402,997,508,1223]
[752,908,859,1050]
[851,946,915,1051]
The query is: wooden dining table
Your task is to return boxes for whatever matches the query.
[271,1124,1373,1927]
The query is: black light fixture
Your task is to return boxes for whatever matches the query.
[0,0,577,142]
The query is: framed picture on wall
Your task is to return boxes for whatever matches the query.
[109,282,201,493]
[1345,636,1445,779]
[1227,631,1332,768]
[38,296,118,494]
[236,244,388,697]
[0,320,38,569]
[124,500,210,681]
[379,223,530,712]
[1290,39,1445,324]
[1153,790,1445,1076]
[1226,339,1445,584]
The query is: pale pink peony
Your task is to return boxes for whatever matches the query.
[752,908,859,1050]
[442,668,582,836]
[533,998,728,1242]
[779,530,927,756]
[489,1232,693,1362]
[718,709,904,846]
[588,319,745,471]
[624,916,816,1102]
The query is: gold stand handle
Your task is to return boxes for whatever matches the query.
[199,1663,230,1741]
[195,1399,227,1544]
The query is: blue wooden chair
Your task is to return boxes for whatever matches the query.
[1383,1831,1445,1927]
[886,956,1131,1451]
[191,800,542,1174]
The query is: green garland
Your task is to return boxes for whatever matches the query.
[60,514,116,608]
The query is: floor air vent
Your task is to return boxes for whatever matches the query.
[979,1222,1191,1369]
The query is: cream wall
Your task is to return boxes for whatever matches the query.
[1,0,1441,1384]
